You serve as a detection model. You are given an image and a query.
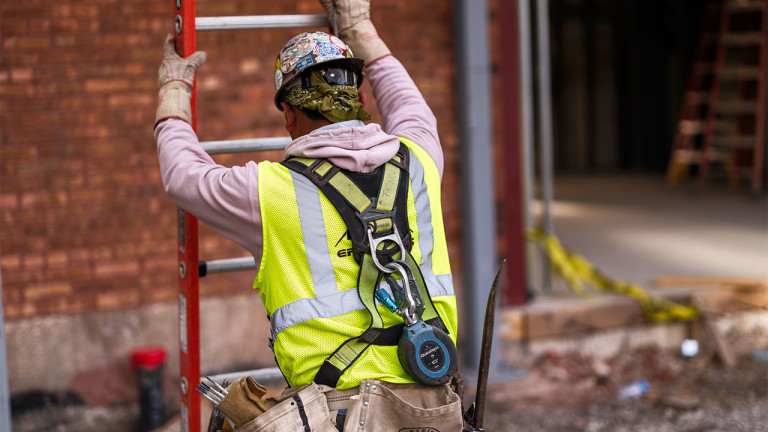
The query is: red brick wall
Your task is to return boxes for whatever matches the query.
[0,0,461,320]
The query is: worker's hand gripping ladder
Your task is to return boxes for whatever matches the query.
[172,2,329,431]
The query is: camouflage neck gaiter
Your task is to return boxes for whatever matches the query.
[284,69,371,123]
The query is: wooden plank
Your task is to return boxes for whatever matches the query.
[695,284,768,314]
[500,283,767,341]
[500,296,645,340]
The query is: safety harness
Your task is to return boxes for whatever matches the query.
[282,141,455,387]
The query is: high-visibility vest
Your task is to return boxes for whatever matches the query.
[256,137,457,389]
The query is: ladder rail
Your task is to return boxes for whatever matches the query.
[175,2,201,432]
[173,4,334,431]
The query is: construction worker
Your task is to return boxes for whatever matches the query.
[154,0,463,430]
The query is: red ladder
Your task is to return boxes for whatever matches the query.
[171,2,329,431]
[668,0,766,192]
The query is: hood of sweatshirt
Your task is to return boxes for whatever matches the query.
[284,122,400,173]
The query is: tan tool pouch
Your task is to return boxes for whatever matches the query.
[235,382,337,432]
[343,380,463,431]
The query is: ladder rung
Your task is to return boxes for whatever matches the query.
[721,32,764,45]
[207,367,284,384]
[199,257,257,276]
[719,66,761,79]
[201,137,291,155]
[714,100,759,113]
[671,149,701,163]
[196,15,329,31]
[710,135,757,148]
[678,120,706,135]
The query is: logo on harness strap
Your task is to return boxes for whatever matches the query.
[399,428,440,432]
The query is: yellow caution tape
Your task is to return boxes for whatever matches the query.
[527,228,699,323]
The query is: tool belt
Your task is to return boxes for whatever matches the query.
[208,379,463,432]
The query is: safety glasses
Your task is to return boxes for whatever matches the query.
[301,67,357,89]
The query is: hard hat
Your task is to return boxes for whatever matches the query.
[273,32,364,109]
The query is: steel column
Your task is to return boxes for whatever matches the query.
[454,0,498,365]
[535,0,555,291]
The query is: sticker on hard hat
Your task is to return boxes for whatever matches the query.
[274,70,283,91]
[296,56,313,72]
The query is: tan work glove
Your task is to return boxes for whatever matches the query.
[155,34,207,126]
[319,0,391,64]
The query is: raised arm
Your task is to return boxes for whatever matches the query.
[320,0,444,177]
[366,57,443,177]
[153,35,262,258]
[154,120,261,257]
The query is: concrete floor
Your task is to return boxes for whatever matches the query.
[532,174,767,293]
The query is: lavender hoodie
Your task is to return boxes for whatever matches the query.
[155,55,443,269]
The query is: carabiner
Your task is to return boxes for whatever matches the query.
[366,225,419,325]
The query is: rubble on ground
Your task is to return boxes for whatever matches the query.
[483,327,768,431]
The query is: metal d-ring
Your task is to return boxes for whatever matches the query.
[366,225,406,274]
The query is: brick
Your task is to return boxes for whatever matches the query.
[0,193,19,209]
[48,265,91,282]
[84,79,131,93]
[97,289,139,311]
[2,254,21,271]
[95,261,140,278]
[22,253,45,270]
[46,296,94,315]
[10,68,33,83]
[25,282,73,300]
[47,251,68,267]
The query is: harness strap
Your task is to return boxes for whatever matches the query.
[282,141,448,388]
[283,144,412,262]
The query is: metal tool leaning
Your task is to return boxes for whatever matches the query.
[154,0,469,429]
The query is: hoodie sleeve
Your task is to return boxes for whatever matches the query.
[365,56,444,178]
[154,119,263,264]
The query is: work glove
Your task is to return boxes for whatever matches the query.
[319,0,391,64]
[155,34,207,126]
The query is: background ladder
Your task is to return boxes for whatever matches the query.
[667,0,766,192]
[172,2,329,431]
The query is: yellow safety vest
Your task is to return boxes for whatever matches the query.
[256,137,457,389]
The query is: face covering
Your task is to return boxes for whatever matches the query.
[284,69,371,123]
